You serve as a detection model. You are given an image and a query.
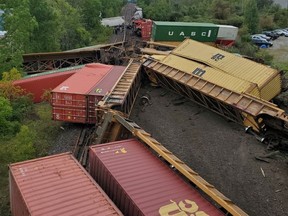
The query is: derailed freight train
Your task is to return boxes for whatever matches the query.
[133,19,238,46]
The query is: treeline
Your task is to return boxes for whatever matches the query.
[138,0,288,65]
[138,0,288,32]
[0,0,124,76]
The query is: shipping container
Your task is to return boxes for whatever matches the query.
[216,25,238,46]
[87,66,126,123]
[151,21,219,42]
[172,39,281,101]
[51,63,126,123]
[160,54,261,97]
[140,20,153,40]
[13,66,83,103]
[9,153,123,216]
[89,139,224,216]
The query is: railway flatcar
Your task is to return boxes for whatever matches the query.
[51,63,126,124]
[89,138,226,216]
[13,65,83,103]
[9,153,123,216]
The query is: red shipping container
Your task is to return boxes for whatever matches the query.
[9,153,123,216]
[141,20,153,40]
[89,139,224,216]
[52,63,126,124]
[51,63,110,123]
[13,66,82,103]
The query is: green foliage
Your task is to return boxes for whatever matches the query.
[9,125,36,162]
[0,96,20,139]
[10,95,34,121]
[0,0,37,75]
[1,67,22,81]
[28,0,62,52]
[244,0,259,34]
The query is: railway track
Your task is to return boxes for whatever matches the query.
[73,125,96,166]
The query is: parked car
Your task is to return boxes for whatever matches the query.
[251,35,271,41]
[251,38,273,48]
[262,31,279,40]
[253,34,271,41]
[273,29,288,36]
[281,29,288,37]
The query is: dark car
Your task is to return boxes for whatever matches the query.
[251,38,273,48]
[262,31,279,40]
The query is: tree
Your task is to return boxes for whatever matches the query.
[28,0,61,52]
[0,0,37,76]
[0,96,15,137]
[211,0,231,20]
[244,0,259,33]
[0,68,24,100]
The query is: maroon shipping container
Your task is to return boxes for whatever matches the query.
[13,68,80,103]
[9,153,123,216]
[89,139,224,216]
[87,66,126,123]
[51,63,125,123]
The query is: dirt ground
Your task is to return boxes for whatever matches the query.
[268,36,288,65]
[130,84,288,216]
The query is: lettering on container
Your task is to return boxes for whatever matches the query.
[167,30,212,38]
[211,53,225,61]
[19,167,28,177]
[159,199,209,216]
[95,88,102,93]
[99,145,127,154]
[60,86,69,91]
[192,68,206,77]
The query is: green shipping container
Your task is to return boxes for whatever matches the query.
[151,21,219,42]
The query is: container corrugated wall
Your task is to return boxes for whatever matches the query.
[13,67,81,103]
[172,39,281,100]
[152,21,219,42]
[161,54,261,97]
[89,139,224,216]
[51,63,125,123]
[9,153,123,216]
[87,66,126,123]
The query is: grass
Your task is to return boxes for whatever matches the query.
[0,102,63,216]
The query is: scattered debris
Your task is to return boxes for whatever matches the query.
[160,91,168,97]
[261,151,280,159]
[140,94,152,111]
[60,126,65,130]
[275,189,281,193]
[255,156,270,163]
[260,167,266,177]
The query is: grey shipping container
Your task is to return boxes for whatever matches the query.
[151,21,219,42]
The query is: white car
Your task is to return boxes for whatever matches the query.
[274,29,288,36]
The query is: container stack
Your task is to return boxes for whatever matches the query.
[51,63,126,124]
